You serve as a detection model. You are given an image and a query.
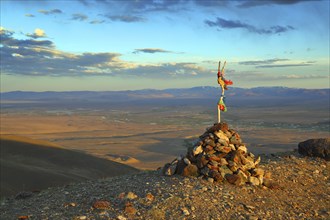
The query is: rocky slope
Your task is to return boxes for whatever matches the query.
[0,135,138,198]
[1,151,329,220]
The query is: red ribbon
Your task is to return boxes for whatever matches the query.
[224,79,233,85]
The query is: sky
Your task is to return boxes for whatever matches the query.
[0,0,329,92]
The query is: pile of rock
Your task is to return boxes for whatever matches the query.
[163,123,267,186]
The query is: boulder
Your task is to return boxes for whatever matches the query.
[298,138,330,160]
[182,164,199,177]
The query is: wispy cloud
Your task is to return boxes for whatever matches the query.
[38,9,63,15]
[25,14,35,18]
[281,74,328,79]
[205,17,294,34]
[90,20,105,24]
[229,70,328,82]
[239,58,289,65]
[256,63,313,68]
[125,62,210,78]
[72,13,88,21]
[239,58,315,68]
[133,48,173,54]
[193,0,228,7]
[104,15,145,23]
[237,0,307,8]
[26,28,47,39]
[78,0,90,6]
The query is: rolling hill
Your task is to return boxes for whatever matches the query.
[0,135,139,198]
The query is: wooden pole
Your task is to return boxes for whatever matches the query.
[217,61,221,123]
[217,105,220,123]
[216,60,231,124]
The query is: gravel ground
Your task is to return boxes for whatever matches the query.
[1,151,329,220]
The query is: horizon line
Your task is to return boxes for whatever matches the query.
[1,86,329,93]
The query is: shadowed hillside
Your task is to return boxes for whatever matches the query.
[0,135,139,198]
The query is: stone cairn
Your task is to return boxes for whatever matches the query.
[162,122,267,186]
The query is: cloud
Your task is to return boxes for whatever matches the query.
[2,27,321,82]
[79,0,187,19]
[270,25,294,34]
[1,42,120,76]
[38,9,63,15]
[239,58,315,68]
[108,0,183,13]
[133,48,173,54]
[228,69,328,83]
[125,62,210,78]
[72,13,88,21]
[0,26,14,37]
[239,58,289,65]
[26,28,47,39]
[0,27,117,76]
[1,27,53,48]
[237,0,307,8]
[104,15,145,23]
[78,0,90,6]
[205,17,294,34]
[0,27,211,78]
[256,63,313,68]
[281,74,328,79]
[91,0,228,13]
[193,0,228,7]
[25,14,35,17]
[90,20,105,24]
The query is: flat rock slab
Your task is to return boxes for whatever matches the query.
[298,138,330,160]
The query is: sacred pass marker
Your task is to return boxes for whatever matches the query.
[162,62,277,188]
[217,61,233,123]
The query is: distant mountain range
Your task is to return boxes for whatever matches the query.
[1,87,329,108]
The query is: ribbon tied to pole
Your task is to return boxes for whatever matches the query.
[217,61,233,123]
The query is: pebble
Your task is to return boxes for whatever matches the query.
[184,158,191,165]
[244,204,255,210]
[126,192,138,200]
[248,176,260,186]
[92,200,111,210]
[181,207,190,216]
[125,202,137,215]
[117,215,127,220]
[193,145,203,156]
[247,215,258,220]
[145,192,155,202]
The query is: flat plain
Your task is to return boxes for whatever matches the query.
[1,90,329,170]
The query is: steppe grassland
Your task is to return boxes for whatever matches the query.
[1,105,329,169]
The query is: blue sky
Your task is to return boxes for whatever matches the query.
[0,0,329,92]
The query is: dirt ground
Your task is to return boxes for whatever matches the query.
[0,151,329,220]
